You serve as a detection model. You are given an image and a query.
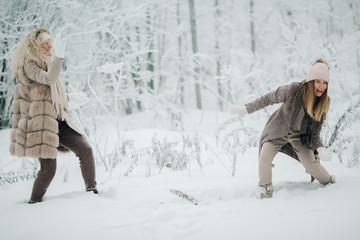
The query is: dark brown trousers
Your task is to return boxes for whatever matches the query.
[30,121,97,202]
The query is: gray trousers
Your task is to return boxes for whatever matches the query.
[30,121,96,202]
[258,134,331,187]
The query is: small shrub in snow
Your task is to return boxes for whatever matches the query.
[0,158,37,186]
[216,117,258,176]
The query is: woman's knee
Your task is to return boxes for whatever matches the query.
[83,141,93,155]
[259,143,278,165]
[76,139,94,159]
[38,158,57,178]
[302,160,318,173]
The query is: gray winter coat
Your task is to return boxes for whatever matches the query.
[245,82,325,161]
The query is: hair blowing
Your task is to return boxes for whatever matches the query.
[302,58,331,122]
[11,27,52,73]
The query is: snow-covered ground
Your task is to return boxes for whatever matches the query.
[1,110,359,240]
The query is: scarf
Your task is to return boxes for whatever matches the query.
[300,97,320,146]
[40,59,68,120]
[50,78,68,120]
[300,110,312,146]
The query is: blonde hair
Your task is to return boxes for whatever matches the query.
[302,58,331,122]
[11,27,52,73]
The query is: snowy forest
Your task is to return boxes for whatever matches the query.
[2,0,360,165]
[1,0,360,239]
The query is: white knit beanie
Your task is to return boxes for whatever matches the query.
[38,32,52,44]
[306,62,330,82]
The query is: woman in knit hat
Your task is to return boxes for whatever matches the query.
[230,58,335,199]
[10,27,97,203]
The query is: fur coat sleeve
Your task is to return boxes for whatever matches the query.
[23,57,63,85]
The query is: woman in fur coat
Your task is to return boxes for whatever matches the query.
[230,58,336,199]
[10,27,97,203]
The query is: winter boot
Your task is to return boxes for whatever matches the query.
[257,185,274,199]
[86,187,98,194]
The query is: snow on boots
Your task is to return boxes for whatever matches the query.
[257,185,274,199]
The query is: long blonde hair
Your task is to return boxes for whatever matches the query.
[302,58,331,122]
[11,27,52,73]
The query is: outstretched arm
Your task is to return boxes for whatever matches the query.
[245,83,292,114]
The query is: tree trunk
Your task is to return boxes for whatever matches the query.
[188,0,202,109]
[176,0,185,105]
[249,0,256,54]
[146,5,155,91]
[214,0,223,110]
[156,6,166,95]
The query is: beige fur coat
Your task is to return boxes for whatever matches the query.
[10,57,81,159]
